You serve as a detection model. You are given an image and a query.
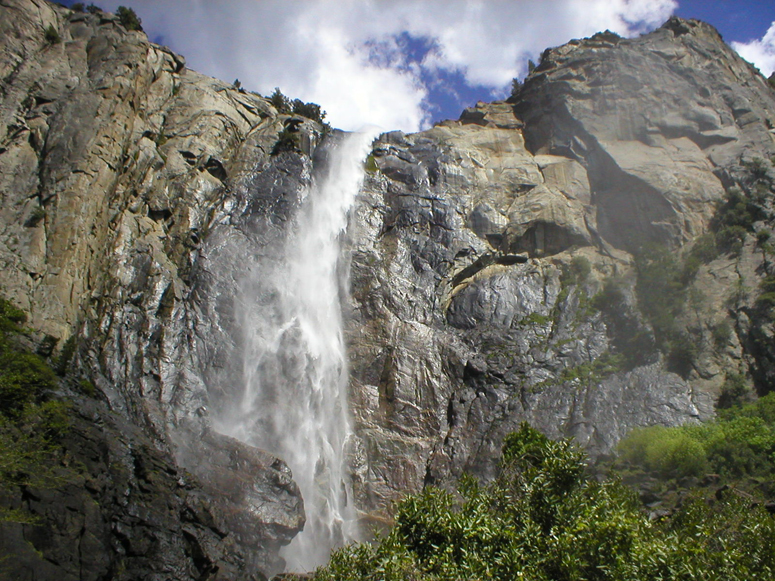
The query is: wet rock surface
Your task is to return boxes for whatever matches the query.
[0,396,274,581]
[0,1,305,577]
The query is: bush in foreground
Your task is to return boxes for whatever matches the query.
[314,423,775,581]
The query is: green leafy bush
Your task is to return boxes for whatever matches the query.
[618,393,775,484]
[271,126,300,155]
[315,422,775,581]
[292,98,326,123]
[716,372,751,409]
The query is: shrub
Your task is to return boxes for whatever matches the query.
[86,4,101,14]
[316,421,775,581]
[665,334,698,378]
[271,126,300,155]
[54,335,77,376]
[364,154,379,174]
[716,372,751,409]
[0,296,73,522]
[618,425,708,478]
[618,392,775,484]
[0,349,57,418]
[71,3,85,11]
[44,24,61,44]
[0,298,26,330]
[711,319,733,348]
[116,6,142,31]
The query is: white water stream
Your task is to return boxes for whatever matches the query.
[218,130,375,572]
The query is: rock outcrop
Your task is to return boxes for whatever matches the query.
[343,18,775,516]
[2,0,775,575]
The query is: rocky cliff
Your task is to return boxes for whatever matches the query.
[1,0,775,578]
[343,18,775,516]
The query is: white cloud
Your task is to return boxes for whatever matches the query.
[732,21,775,77]
[99,0,677,132]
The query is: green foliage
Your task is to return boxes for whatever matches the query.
[559,352,625,385]
[561,255,592,286]
[271,126,300,155]
[755,275,775,320]
[0,348,57,418]
[710,185,767,255]
[292,98,326,124]
[364,154,379,174]
[86,4,101,14]
[711,319,733,348]
[510,77,521,97]
[716,372,751,409]
[635,247,686,341]
[79,378,97,397]
[591,276,627,312]
[116,6,142,31]
[0,296,73,522]
[54,335,77,376]
[316,421,775,581]
[71,3,85,11]
[44,24,61,44]
[0,298,26,332]
[269,87,292,114]
[617,425,709,478]
[633,245,710,377]
[519,312,553,326]
[618,392,775,486]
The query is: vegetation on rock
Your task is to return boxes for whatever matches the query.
[314,422,775,581]
[617,392,775,494]
[44,24,61,44]
[0,297,73,522]
[116,6,142,31]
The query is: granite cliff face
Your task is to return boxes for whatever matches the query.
[0,1,308,577]
[1,0,775,577]
[345,19,775,515]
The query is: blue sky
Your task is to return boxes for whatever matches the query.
[62,1,775,132]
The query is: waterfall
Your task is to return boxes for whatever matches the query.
[216,130,375,572]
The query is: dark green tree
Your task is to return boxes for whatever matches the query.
[116,6,142,31]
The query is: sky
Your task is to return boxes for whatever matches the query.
[62,1,775,133]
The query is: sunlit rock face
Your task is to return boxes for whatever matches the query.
[344,18,775,518]
[2,0,775,576]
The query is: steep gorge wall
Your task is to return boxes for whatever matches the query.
[2,1,775,578]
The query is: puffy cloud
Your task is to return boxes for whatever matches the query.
[732,21,775,77]
[96,0,677,131]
